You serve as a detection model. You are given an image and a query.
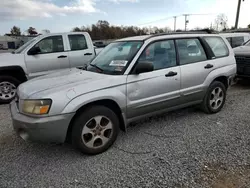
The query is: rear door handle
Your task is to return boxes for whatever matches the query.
[84,53,93,56]
[165,71,177,77]
[57,55,67,58]
[204,64,214,69]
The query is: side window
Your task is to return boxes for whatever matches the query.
[204,37,229,58]
[35,36,64,54]
[68,35,88,51]
[176,38,207,65]
[232,37,244,48]
[138,40,177,70]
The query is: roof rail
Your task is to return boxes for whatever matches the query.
[145,29,218,40]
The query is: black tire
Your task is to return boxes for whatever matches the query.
[201,81,226,114]
[0,76,21,103]
[72,105,120,155]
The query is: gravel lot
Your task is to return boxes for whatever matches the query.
[0,81,250,188]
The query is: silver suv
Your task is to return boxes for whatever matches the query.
[10,33,236,155]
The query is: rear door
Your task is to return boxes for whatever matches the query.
[178,37,230,103]
[177,38,214,103]
[25,35,70,79]
[126,39,181,119]
[66,33,95,68]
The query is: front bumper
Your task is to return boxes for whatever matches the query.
[10,101,75,143]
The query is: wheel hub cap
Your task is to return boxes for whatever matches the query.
[209,87,224,110]
[0,82,17,100]
[81,115,113,149]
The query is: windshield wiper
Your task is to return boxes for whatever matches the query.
[89,64,103,72]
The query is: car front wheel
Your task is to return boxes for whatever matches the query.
[0,76,20,103]
[72,105,120,155]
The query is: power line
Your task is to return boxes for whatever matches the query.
[138,16,176,26]
[138,13,214,30]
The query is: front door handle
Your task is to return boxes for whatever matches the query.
[165,71,177,77]
[204,64,214,69]
[58,55,67,58]
[84,53,93,56]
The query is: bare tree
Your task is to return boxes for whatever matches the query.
[42,29,50,34]
[214,14,228,31]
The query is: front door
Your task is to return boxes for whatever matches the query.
[126,40,181,119]
[25,35,70,79]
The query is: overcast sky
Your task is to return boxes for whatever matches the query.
[0,0,250,35]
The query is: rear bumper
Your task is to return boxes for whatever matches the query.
[10,101,75,143]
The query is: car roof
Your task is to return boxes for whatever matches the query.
[116,33,220,42]
[38,32,89,37]
[219,32,250,37]
[117,35,151,41]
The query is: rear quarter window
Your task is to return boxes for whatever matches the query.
[204,37,229,58]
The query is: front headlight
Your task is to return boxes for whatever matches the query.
[22,99,52,115]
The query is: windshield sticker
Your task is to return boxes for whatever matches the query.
[109,60,128,67]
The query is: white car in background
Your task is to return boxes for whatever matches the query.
[0,32,102,103]
[219,32,250,48]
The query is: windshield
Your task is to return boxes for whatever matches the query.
[87,41,143,75]
[14,37,38,54]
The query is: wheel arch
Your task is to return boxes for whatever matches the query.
[212,76,228,89]
[0,66,27,83]
[66,99,126,143]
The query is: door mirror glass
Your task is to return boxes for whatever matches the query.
[28,46,41,55]
[135,61,154,74]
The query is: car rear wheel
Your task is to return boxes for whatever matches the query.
[0,76,20,103]
[201,81,226,114]
[71,105,119,155]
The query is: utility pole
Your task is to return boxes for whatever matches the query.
[183,14,189,31]
[174,16,177,31]
[235,0,244,29]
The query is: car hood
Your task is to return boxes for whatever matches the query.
[233,46,250,56]
[18,68,113,99]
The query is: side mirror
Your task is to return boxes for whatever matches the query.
[28,46,41,55]
[135,61,154,74]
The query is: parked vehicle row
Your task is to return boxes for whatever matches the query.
[10,32,236,155]
[0,32,100,103]
[220,32,250,48]
[233,39,250,78]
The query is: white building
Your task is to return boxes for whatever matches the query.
[0,36,19,49]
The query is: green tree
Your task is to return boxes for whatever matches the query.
[10,26,21,35]
[248,24,250,29]
[27,27,38,35]
[72,27,81,32]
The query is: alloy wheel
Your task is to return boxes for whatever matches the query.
[81,116,113,149]
[209,87,224,110]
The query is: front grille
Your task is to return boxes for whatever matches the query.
[235,56,250,76]
[235,56,250,64]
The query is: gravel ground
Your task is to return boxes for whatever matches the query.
[1,81,250,188]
